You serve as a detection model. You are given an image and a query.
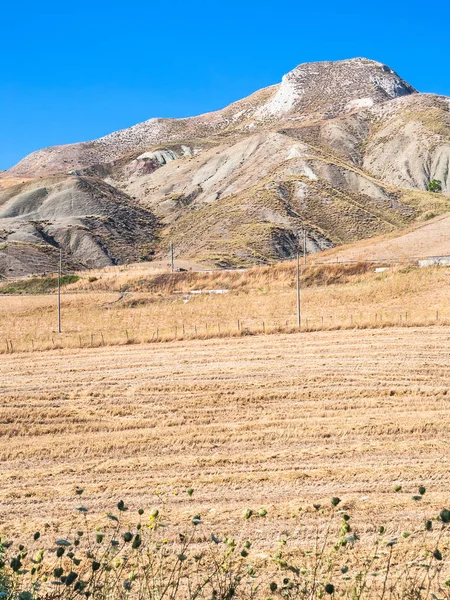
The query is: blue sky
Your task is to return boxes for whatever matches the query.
[1,0,449,170]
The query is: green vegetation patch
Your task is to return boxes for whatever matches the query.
[0,275,79,295]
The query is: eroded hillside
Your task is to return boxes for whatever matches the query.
[2,58,450,274]
[0,176,158,277]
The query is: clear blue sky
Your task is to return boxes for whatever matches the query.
[1,0,449,170]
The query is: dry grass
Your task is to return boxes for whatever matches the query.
[314,212,450,263]
[1,326,450,554]
[0,176,33,190]
[0,262,449,353]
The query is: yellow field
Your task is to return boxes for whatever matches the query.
[2,326,450,548]
[1,263,450,353]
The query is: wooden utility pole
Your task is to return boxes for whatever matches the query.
[296,250,301,328]
[170,241,174,273]
[57,248,62,333]
[303,229,307,265]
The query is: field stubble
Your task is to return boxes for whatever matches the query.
[1,326,450,549]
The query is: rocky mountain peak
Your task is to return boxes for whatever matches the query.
[1,57,449,276]
[4,57,417,178]
[255,58,416,119]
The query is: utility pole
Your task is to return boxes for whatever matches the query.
[57,248,62,334]
[296,250,301,328]
[170,241,174,273]
[303,229,307,265]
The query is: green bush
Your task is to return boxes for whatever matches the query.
[427,179,442,193]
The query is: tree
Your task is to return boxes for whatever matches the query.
[427,179,442,193]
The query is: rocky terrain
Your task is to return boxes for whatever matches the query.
[2,57,450,274]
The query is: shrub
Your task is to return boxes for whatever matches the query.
[427,179,442,193]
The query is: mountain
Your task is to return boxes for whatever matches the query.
[1,58,450,275]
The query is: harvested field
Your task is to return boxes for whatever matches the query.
[1,326,450,549]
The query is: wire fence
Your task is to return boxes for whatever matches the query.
[2,256,449,355]
[2,310,449,355]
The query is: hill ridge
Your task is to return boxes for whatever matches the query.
[1,57,450,276]
[4,57,417,177]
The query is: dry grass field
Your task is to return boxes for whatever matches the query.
[1,263,449,353]
[2,325,450,547]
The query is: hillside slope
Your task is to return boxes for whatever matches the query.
[2,58,450,272]
[0,177,158,277]
[313,211,450,263]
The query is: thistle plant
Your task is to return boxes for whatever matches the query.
[0,490,258,600]
[1,488,450,599]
